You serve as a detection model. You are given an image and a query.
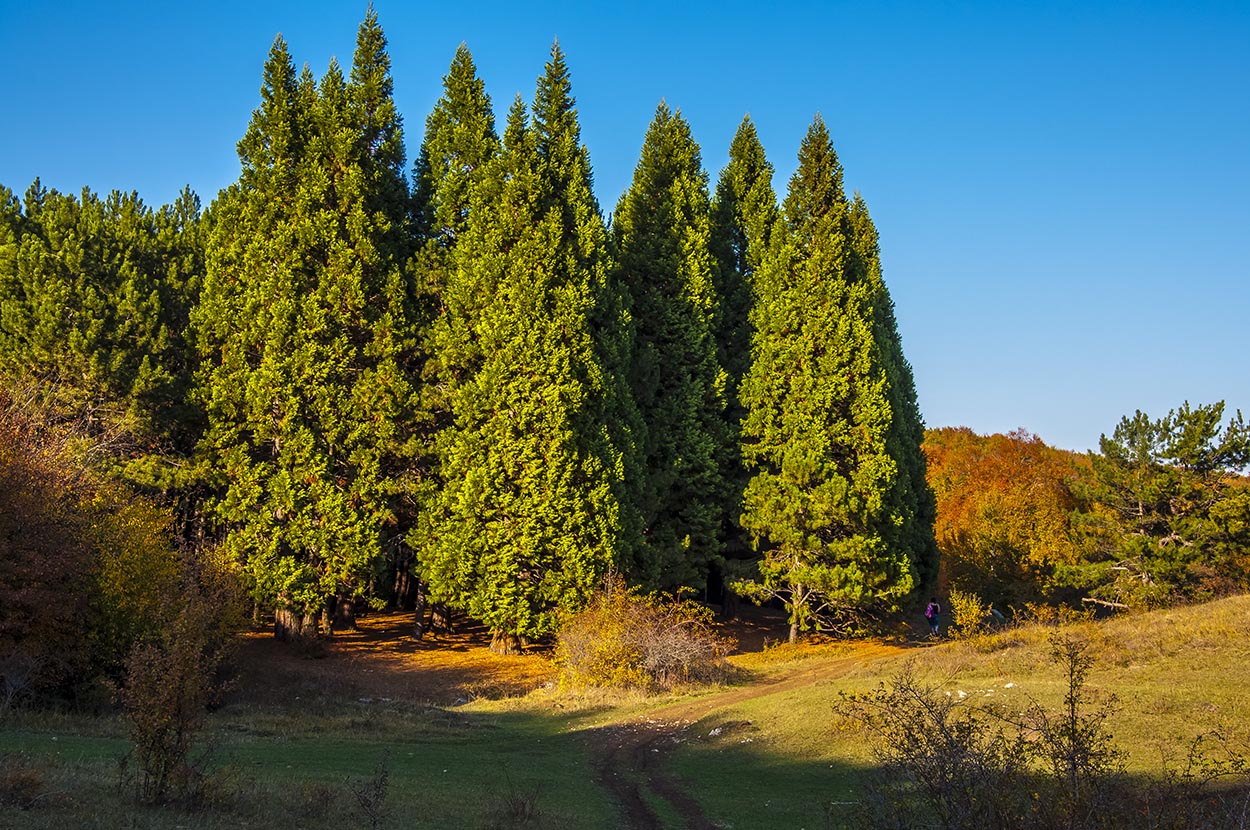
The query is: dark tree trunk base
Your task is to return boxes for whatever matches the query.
[274,608,319,642]
[489,631,524,655]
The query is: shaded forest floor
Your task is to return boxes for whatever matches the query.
[229,603,806,708]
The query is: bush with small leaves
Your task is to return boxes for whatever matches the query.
[118,548,243,805]
[948,589,991,639]
[555,577,734,692]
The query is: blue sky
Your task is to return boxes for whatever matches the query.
[2,1,1246,453]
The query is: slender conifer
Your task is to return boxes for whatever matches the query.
[613,102,730,589]
[737,116,928,640]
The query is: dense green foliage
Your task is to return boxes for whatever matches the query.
[613,102,731,589]
[192,15,417,637]
[709,117,780,563]
[414,48,641,651]
[1071,402,1250,606]
[0,182,203,487]
[735,117,933,639]
[1,11,971,650]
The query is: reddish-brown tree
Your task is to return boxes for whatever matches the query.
[923,427,1089,607]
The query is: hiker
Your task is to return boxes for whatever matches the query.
[925,597,941,637]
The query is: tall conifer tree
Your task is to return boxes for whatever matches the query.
[419,46,638,653]
[406,46,500,547]
[194,14,415,640]
[710,116,778,402]
[736,116,927,640]
[612,102,729,588]
[710,116,779,563]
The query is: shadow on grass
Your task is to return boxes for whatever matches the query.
[1,704,619,829]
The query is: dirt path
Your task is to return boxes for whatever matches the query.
[586,643,907,829]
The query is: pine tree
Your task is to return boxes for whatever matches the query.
[849,195,938,589]
[612,102,729,589]
[0,180,203,483]
[418,46,638,653]
[736,116,927,640]
[709,116,780,566]
[193,15,415,640]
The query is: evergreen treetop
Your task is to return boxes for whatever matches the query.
[612,101,730,588]
[737,115,923,639]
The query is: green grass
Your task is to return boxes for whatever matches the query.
[3,595,1249,829]
[0,703,616,829]
[665,594,1250,827]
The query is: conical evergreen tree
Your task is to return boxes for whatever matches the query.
[412,45,500,250]
[193,16,415,640]
[532,42,646,579]
[710,116,778,401]
[530,43,645,577]
[406,45,501,560]
[848,195,939,589]
[709,116,780,566]
[737,116,924,640]
[612,102,729,589]
[419,47,639,653]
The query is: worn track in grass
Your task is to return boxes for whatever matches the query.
[586,643,907,829]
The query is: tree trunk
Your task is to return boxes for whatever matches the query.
[431,603,454,635]
[490,630,523,655]
[412,580,428,640]
[274,607,297,641]
[274,607,320,642]
[333,592,357,632]
[788,582,806,644]
[392,550,416,610]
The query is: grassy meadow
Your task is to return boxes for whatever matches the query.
[3,596,1249,829]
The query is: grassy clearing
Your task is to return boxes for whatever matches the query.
[666,594,1250,826]
[2,598,1249,828]
[1,701,615,829]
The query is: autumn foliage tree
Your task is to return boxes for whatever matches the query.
[923,427,1086,607]
[0,382,182,700]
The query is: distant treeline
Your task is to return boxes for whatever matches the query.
[2,11,1245,669]
[925,417,1250,614]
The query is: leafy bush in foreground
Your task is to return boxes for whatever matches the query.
[834,634,1250,830]
[554,578,734,692]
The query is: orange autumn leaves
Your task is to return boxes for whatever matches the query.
[923,427,1088,606]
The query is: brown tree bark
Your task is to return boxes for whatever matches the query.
[489,630,523,655]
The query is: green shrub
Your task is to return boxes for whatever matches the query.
[948,589,991,639]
